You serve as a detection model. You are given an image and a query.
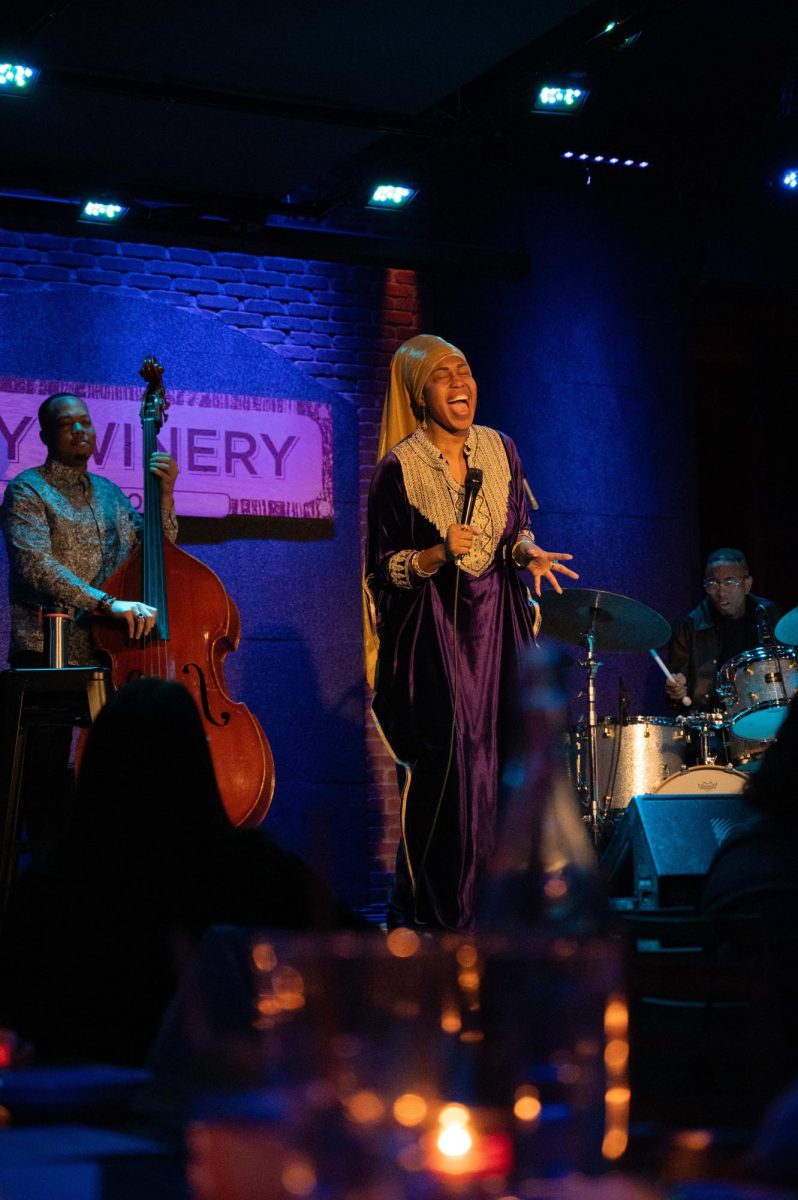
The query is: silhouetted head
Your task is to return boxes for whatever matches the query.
[72,677,232,849]
[744,697,798,819]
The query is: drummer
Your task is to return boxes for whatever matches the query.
[666,548,783,735]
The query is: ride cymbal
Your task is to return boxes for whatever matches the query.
[775,606,798,645]
[537,588,671,651]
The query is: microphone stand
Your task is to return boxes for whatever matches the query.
[755,604,775,650]
[756,604,789,709]
[577,616,603,846]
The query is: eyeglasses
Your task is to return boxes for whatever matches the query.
[703,577,747,591]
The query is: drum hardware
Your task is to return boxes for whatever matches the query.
[539,589,672,843]
[730,748,767,775]
[578,629,602,841]
[677,708,770,776]
[681,708,727,766]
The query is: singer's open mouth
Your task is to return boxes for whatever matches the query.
[448,395,470,413]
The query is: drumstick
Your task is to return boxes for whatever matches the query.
[649,648,692,707]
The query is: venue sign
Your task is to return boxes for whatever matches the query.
[0,377,333,518]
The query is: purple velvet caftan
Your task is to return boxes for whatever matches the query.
[366,425,537,929]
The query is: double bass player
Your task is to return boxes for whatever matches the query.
[1,390,178,666]
[0,390,178,841]
[2,366,274,830]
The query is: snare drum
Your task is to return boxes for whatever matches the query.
[569,715,688,810]
[716,645,798,740]
[654,765,746,794]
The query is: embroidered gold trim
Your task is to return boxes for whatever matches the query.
[393,426,511,577]
[387,548,415,590]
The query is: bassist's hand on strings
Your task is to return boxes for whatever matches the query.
[96,595,157,640]
[148,452,178,504]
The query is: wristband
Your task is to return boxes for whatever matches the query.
[512,535,536,568]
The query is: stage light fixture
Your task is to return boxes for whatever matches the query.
[0,62,39,92]
[781,169,798,191]
[367,184,417,209]
[562,151,650,170]
[79,199,129,224]
[595,20,641,50]
[534,84,589,114]
[616,32,642,51]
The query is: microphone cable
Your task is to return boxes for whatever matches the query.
[412,469,482,927]
[412,567,463,927]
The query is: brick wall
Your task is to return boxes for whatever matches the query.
[0,225,423,907]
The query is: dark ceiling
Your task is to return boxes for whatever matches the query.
[1,1,796,271]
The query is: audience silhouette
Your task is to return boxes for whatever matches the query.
[701,697,798,921]
[0,677,361,1065]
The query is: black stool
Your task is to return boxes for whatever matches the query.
[0,667,110,921]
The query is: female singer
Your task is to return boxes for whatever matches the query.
[365,334,577,930]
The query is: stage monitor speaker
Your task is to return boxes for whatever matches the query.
[601,793,752,909]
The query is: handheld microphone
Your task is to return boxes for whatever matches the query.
[456,468,483,564]
[461,467,483,526]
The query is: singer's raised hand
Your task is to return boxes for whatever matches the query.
[524,547,579,596]
[445,522,475,560]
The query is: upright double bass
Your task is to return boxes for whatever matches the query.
[93,357,275,826]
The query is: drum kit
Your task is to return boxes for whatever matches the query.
[538,589,798,842]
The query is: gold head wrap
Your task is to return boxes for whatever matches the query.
[365,334,467,688]
[377,333,467,460]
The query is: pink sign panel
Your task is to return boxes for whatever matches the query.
[0,377,333,519]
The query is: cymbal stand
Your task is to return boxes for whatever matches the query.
[577,627,603,846]
[696,718,715,766]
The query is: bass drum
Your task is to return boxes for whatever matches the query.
[568,716,689,810]
[654,765,747,795]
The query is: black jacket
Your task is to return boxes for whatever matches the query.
[668,593,783,710]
